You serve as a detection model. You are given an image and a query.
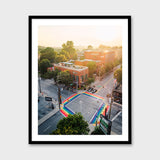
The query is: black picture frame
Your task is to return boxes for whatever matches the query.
[29,15,131,144]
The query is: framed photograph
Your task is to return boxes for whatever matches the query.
[29,16,131,144]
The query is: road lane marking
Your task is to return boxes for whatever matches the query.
[96,77,113,93]
[43,125,51,133]
[111,111,122,122]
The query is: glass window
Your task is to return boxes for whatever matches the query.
[76,76,79,82]
[85,74,88,80]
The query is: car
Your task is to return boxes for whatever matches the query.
[90,88,94,92]
[87,87,91,92]
[92,89,97,93]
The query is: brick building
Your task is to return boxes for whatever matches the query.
[84,50,116,64]
[74,59,101,67]
[54,62,88,88]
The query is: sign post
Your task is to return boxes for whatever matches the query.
[99,114,112,135]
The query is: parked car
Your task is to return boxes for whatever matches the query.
[87,87,95,92]
[92,89,97,93]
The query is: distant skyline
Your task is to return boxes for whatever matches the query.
[38,26,122,48]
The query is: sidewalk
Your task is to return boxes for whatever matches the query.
[38,104,60,126]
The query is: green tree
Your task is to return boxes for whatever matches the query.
[86,77,95,85]
[114,68,122,83]
[57,70,73,86]
[56,54,67,63]
[91,127,104,135]
[38,45,45,52]
[61,41,78,60]
[40,47,57,63]
[53,68,60,82]
[39,59,51,74]
[41,71,54,79]
[105,62,114,73]
[87,61,97,77]
[98,45,111,50]
[87,45,93,50]
[60,49,70,60]
[51,113,90,135]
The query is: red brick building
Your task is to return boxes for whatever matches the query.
[74,59,101,67]
[84,50,116,64]
[54,62,88,88]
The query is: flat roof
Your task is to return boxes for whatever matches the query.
[62,62,73,65]
[76,59,101,62]
[54,63,88,71]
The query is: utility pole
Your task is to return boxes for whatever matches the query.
[57,85,62,110]
[96,116,98,127]
[108,93,114,119]
[39,76,41,93]
[55,78,62,110]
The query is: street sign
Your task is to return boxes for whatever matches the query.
[45,96,52,101]
[100,114,112,135]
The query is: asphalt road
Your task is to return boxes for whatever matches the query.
[110,103,122,135]
[38,65,122,135]
[93,65,121,101]
[38,111,63,135]
[65,94,103,122]
[39,79,74,102]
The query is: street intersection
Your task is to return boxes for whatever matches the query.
[38,67,122,135]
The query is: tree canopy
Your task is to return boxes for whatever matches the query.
[105,62,114,73]
[87,45,93,50]
[114,68,122,83]
[40,47,57,63]
[39,59,51,74]
[56,54,67,63]
[61,41,78,60]
[87,61,97,77]
[53,68,60,82]
[86,77,95,85]
[57,70,73,86]
[91,127,104,135]
[51,113,90,135]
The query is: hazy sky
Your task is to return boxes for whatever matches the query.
[38,26,122,48]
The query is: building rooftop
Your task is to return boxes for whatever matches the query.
[54,62,88,71]
[85,49,101,52]
[76,59,101,63]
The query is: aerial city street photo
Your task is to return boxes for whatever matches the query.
[29,16,131,143]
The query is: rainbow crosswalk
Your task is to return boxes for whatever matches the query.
[90,103,110,124]
[60,92,109,124]
[60,106,74,117]
[60,93,80,117]
[83,92,104,100]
